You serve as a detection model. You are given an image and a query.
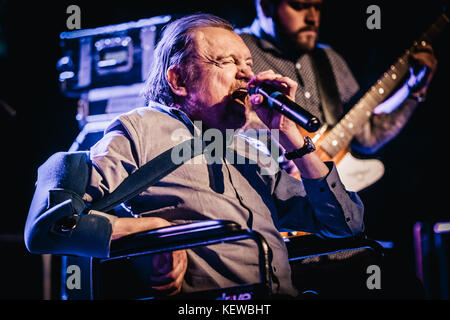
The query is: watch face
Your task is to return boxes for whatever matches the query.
[304,136,316,152]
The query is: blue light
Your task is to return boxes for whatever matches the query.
[373,66,427,114]
[373,82,410,114]
[59,71,75,81]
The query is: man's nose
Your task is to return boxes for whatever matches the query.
[237,64,254,81]
[305,6,320,25]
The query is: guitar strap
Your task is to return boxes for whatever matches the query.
[310,47,344,126]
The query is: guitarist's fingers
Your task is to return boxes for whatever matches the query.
[410,42,438,75]
[411,42,434,54]
[411,51,438,71]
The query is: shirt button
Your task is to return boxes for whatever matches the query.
[305,91,311,99]
[295,62,301,70]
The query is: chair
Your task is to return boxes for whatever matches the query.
[285,233,385,298]
[59,219,273,300]
[57,221,385,300]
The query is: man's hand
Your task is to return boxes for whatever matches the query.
[148,249,187,295]
[408,43,438,94]
[112,217,188,295]
[247,70,304,148]
[111,216,172,240]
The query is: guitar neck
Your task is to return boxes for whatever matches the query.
[321,12,449,158]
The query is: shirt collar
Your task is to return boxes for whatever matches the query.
[245,19,321,60]
[147,101,201,137]
[247,19,284,55]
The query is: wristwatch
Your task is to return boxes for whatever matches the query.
[284,136,316,160]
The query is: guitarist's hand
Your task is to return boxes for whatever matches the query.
[408,42,438,95]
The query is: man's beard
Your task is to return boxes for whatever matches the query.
[180,93,248,132]
[276,26,319,56]
[295,32,317,52]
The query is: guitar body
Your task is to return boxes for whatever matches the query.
[297,126,385,192]
[336,152,384,192]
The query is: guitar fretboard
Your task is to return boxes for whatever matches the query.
[321,13,449,158]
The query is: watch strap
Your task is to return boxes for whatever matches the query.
[284,136,316,160]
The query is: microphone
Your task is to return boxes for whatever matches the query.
[248,84,321,132]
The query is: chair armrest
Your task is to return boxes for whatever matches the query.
[104,220,272,291]
[285,233,384,261]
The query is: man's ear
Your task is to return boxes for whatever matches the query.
[167,65,188,97]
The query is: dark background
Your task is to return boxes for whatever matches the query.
[0,0,448,299]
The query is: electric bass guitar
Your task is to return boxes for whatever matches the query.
[296,12,449,192]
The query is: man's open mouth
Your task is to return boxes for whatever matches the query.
[231,88,248,105]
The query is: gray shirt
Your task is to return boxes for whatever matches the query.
[85,103,364,296]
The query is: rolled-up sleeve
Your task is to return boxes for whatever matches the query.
[352,98,418,154]
[274,162,364,238]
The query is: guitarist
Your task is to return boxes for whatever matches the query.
[236,0,438,157]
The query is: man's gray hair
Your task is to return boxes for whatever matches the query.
[143,13,234,106]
